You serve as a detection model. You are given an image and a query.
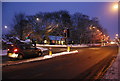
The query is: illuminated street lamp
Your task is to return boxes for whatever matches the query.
[89,27,92,30]
[116,34,118,37]
[97,30,100,32]
[36,18,39,21]
[4,25,8,29]
[93,27,96,29]
[111,3,118,12]
[113,4,118,9]
[103,35,106,37]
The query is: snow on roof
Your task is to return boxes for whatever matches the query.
[48,36,63,41]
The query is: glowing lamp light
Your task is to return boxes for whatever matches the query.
[36,18,39,21]
[116,34,118,36]
[5,26,8,28]
[113,4,118,9]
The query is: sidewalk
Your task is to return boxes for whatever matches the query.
[102,46,120,79]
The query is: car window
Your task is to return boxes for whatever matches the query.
[19,45,31,49]
[30,46,36,49]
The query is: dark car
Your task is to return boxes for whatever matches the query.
[7,44,43,59]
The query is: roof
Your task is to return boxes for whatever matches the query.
[48,36,63,41]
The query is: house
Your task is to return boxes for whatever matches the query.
[44,35,65,45]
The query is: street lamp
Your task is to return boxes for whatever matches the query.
[36,18,40,21]
[93,27,96,29]
[4,25,8,29]
[116,34,118,37]
[113,4,118,9]
[97,30,100,32]
[111,3,118,11]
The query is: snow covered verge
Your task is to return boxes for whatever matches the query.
[36,44,88,47]
[102,46,120,79]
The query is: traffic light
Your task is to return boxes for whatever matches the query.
[64,29,67,37]
[26,34,30,39]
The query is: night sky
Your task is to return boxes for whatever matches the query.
[2,2,118,39]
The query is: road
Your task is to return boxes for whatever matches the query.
[2,45,119,80]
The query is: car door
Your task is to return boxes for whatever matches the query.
[30,46,38,55]
[21,45,33,57]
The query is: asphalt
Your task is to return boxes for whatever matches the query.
[2,46,119,80]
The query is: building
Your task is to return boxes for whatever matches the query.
[43,35,65,45]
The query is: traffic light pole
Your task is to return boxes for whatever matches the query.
[64,28,70,52]
[64,28,70,45]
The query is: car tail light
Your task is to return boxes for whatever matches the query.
[14,48,18,52]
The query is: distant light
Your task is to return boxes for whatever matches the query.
[36,18,39,21]
[116,34,118,36]
[110,41,116,44]
[44,40,47,43]
[5,26,7,28]
[97,30,100,32]
[115,37,118,39]
[89,27,92,30]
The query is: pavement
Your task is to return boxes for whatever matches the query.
[102,46,120,79]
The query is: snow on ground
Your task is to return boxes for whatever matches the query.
[36,44,88,47]
[44,50,78,59]
[102,46,120,79]
[36,47,48,51]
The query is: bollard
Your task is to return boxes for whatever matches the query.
[49,47,52,55]
[67,46,70,52]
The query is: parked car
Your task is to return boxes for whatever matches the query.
[7,44,43,59]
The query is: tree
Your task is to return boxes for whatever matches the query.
[9,10,108,44]
[70,13,91,44]
[12,13,30,40]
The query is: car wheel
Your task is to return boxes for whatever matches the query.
[18,54,23,60]
[38,52,42,56]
